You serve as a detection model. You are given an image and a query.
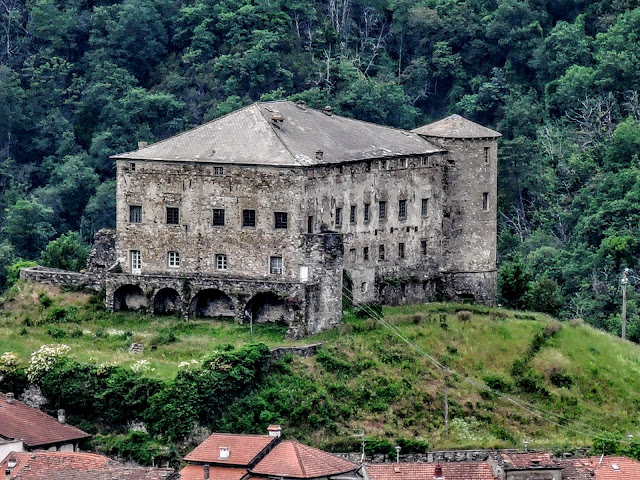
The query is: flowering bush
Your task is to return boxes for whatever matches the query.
[0,352,20,372]
[27,344,71,382]
[178,359,200,368]
[131,359,155,373]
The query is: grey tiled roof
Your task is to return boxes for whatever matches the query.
[113,101,443,166]
[412,114,501,139]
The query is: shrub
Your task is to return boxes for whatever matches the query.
[457,310,472,322]
[570,318,585,327]
[27,344,71,382]
[550,370,574,389]
[38,291,53,308]
[484,374,512,393]
[149,328,178,347]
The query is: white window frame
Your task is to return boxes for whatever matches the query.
[216,254,227,271]
[214,166,224,176]
[168,251,180,268]
[270,256,283,275]
[130,250,141,275]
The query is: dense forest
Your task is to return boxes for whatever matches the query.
[0,0,639,337]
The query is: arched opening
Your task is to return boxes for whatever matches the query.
[113,285,147,311]
[153,288,181,315]
[245,292,289,325]
[189,289,235,318]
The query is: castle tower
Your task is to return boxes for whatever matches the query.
[412,115,501,304]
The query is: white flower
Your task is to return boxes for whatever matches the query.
[131,359,155,373]
[26,344,71,382]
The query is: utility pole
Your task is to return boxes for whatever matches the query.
[622,268,629,340]
[444,368,449,436]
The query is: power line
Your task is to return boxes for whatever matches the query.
[341,285,635,446]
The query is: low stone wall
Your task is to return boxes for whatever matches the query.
[270,343,323,361]
[19,266,103,291]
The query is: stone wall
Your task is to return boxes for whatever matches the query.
[270,343,323,361]
[86,229,117,277]
[19,267,102,291]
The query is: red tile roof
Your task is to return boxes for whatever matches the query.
[0,393,90,448]
[184,433,277,465]
[179,465,247,480]
[250,441,359,478]
[367,462,497,480]
[560,456,640,480]
[498,452,557,469]
[0,451,176,480]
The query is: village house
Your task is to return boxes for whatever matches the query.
[0,451,177,479]
[0,392,89,462]
[21,101,500,337]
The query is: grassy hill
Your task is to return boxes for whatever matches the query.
[1,281,640,454]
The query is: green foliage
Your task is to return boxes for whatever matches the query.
[40,232,90,272]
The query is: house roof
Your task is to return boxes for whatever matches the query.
[0,451,176,480]
[412,114,501,139]
[366,462,497,480]
[0,393,90,448]
[496,452,557,469]
[183,433,277,466]
[560,456,640,480]
[179,465,247,480]
[113,101,442,167]
[250,441,359,479]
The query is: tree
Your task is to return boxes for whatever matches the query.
[40,231,90,272]
[2,197,55,259]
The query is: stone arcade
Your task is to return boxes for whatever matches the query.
[22,101,499,338]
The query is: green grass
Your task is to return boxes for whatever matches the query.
[2,281,640,453]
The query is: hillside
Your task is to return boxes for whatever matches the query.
[1,281,640,458]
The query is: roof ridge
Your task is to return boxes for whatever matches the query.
[255,102,302,167]
[292,441,307,478]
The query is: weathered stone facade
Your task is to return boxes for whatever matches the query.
[22,101,499,338]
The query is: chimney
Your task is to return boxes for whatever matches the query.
[57,409,66,424]
[323,106,333,116]
[137,141,148,149]
[203,465,210,480]
[6,393,14,404]
[267,425,282,438]
[315,150,324,161]
[433,464,444,479]
[271,113,284,128]
[219,447,230,460]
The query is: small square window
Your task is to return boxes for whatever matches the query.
[421,240,427,255]
[379,159,388,170]
[399,158,408,168]
[421,198,429,217]
[275,212,288,229]
[214,166,224,176]
[421,157,429,167]
[242,209,256,228]
[379,201,387,221]
[378,244,385,260]
[270,256,283,274]
[482,192,489,211]
[364,203,370,222]
[398,199,407,219]
[335,207,342,226]
[216,254,227,271]
[130,162,136,171]
[350,205,356,224]
[166,207,179,225]
[398,242,405,258]
[168,251,180,268]
[213,208,225,226]
[363,246,369,261]
[129,206,142,223]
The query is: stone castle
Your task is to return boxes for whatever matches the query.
[22,100,499,338]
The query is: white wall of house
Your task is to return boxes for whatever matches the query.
[0,441,24,462]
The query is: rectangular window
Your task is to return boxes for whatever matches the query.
[399,158,408,168]
[364,203,370,222]
[379,159,388,170]
[421,240,427,255]
[349,248,356,261]
[166,207,179,225]
[484,147,490,164]
[482,192,489,211]
[421,157,429,167]
[398,242,405,258]
[212,208,225,226]
[335,207,342,226]
[378,244,385,260]
[363,246,369,260]
[361,282,368,293]
[167,251,180,268]
[129,206,142,223]
[275,212,288,229]
[398,199,407,219]
[216,254,227,271]
[242,209,256,228]
[350,205,356,224]
[130,162,136,171]
[308,216,313,234]
[379,201,387,221]
[421,198,429,217]
[270,256,283,274]
[130,250,141,274]
[214,166,224,176]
